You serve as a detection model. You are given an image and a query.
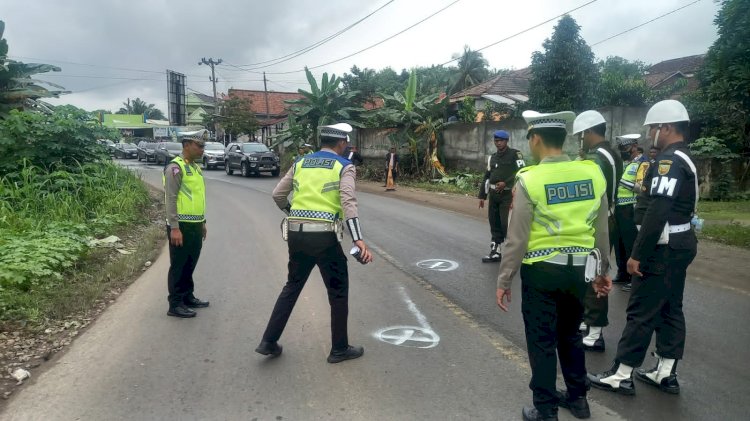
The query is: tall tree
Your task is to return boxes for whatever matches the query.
[528,15,599,111]
[207,96,258,138]
[687,0,750,186]
[596,56,651,107]
[449,46,489,94]
[117,97,165,120]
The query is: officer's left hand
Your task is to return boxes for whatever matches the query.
[496,288,511,312]
[495,181,506,191]
[202,224,207,241]
[593,275,612,298]
[627,258,642,277]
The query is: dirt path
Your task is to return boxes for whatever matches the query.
[358,180,750,295]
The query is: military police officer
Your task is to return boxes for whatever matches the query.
[588,100,699,396]
[613,134,646,291]
[572,110,623,352]
[163,136,210,318]
[478,130,525,263]
[496,110,611,421]
[256,123,374,363]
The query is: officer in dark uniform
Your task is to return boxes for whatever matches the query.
[255,123,374,363]
[589,100,698,396]
[163,136,210,318]
[478,130,524,263]
[496,110,612,421]
[572,110,623,352]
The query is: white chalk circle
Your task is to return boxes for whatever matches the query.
[416,259,459,272]
[374,325,440,349]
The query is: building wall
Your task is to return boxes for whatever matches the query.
[357,106,650,171]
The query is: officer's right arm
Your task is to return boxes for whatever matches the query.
[478,169,491,200]
[164,163,182,227]
[496,181,533,290]
[272,165,295,211]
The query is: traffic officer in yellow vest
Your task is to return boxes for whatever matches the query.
[478,130,525,263]
[496,110,612,421]
[613,134,646,292]
[572,110,623,353]
[256,123,374,363]
[589,100,699,396]
[163,136,210,318]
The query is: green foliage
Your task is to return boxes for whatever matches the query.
[690,136,739,160]
[528,15,598,111]
[435,172,481,191]
[449,46,490,94]
[0,162,150,318]
[0,106,118,175]
[0,20,69,117]
[596,56,651,107]
[701,222,750,248]
[117,97,165,120]
[208,95,259,138]
[458,97,477,122]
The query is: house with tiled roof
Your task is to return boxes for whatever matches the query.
[448,68,531,121]
[186,92,218,126]
[227,88,304,143]
[644,54,705,99]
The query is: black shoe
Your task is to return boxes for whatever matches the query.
[522,406,558,421]
[327,345,364,363]
[167,305,196,318]
[556,390,590,419]
[255,341,283,357]
[587,363,636,396]
[481,252,501,263]
[612,274,630,284]
[621,282,632,292]
[635,368,680,394]
[184,296,210,308]
[582,336,605,352]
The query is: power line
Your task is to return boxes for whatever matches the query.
[438,0,600,66]
[590,0,703,47]
[6,55,206,78]
[232,0,396,69]
[261,0,462,75]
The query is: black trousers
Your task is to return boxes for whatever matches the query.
[614,205,638,279]
[488,190,512,244]
[521,261,588,413]
[167,223,203,308]
[615,246,696,366]
[262,231,350,351]
[583,214,615,327]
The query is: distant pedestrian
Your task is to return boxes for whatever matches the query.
[163,136,210,318]
[385,146,399,190]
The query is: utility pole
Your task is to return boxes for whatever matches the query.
[199,57,222,141]
[263,72,270,145]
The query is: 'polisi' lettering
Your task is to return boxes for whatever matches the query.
[545,180,595,205]
[301,158,336,169]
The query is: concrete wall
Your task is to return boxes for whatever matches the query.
[355,106,650,171]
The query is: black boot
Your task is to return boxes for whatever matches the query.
[588,361,636,395]
[635,354,680,394]
[621,282,632,292]
[327,345,364,363]
[556,390,590,419]
[255,341,283,357]
[167,305,196,318]
[184,296,210,308]
[522,406,558,421]
[482,242,501,263]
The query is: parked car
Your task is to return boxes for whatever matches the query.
[201,142,226,170]
[113,142,138,159]
[137,141,158,162]
[154,142,184,165]
[224,142,280,177]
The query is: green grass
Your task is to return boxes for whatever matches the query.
[700,222,750,249]
[400,180,477,195]
[697,200,750,224]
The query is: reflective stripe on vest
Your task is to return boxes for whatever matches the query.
[162,156,206,223]
[517,160,606,264]
[617,160,639,206]
[290,151,347,222]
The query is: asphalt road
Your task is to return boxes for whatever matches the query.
[3,158,748,420]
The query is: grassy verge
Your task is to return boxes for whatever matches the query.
[698,201,750,224]
[700,222,750,249]
[358,162,482,196]
[696,201,750,249]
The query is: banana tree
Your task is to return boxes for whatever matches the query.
[285,67,364,147]
[1,21,69,118]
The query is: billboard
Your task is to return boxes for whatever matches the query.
[166,70,186,126]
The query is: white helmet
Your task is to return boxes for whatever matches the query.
[643,100,689,126]
[572,110,606,135]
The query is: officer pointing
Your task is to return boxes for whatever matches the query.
[256,123,373,363]
[496,110,611,421]
[589,100,699,396]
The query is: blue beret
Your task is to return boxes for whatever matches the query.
[493,130,509,139]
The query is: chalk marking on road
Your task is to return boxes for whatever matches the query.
[373,283,440,348]
[416,259,459,272]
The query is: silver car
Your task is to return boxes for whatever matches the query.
[201,142,225,170]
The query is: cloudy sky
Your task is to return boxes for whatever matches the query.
[3,0,719,115]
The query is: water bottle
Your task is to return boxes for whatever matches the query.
[691,215,704,233]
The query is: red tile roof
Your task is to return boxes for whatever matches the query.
[449,68,531,103]
[228,89,304,119]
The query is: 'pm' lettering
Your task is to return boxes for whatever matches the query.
[651,176,678,196]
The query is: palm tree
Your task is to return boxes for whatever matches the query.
[117,97,165,120]
[449,46,490,94]
[286,67,363,147]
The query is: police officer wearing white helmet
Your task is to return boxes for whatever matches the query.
[572,110,623,353]
[588,99,699,396]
